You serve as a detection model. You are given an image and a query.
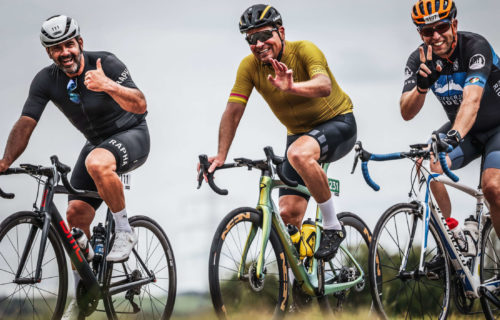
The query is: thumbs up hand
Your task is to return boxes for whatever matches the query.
[84,58,112,92]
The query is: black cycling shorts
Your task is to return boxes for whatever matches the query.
[68,120,150,209]
[279,113,357,200]
[436,122,500,171]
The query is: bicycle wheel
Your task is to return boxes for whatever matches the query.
[209,207,288,319]
[102,215,177,320]
[369,202,451,319]
[0,211,68,320]
[323,212,374,313]
[480,217,500,319]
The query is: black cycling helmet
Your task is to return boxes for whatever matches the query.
[239,4,282,33]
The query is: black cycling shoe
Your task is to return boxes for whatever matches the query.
[314,225,346,261]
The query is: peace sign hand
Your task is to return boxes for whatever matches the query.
[416,45,442,92]
[267,58,294,92]
[84,58,113,92]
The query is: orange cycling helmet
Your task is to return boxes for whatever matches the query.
[411,0,457,27]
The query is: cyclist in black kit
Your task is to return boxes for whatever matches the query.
[401,0,500,239]
[0,15,149,318]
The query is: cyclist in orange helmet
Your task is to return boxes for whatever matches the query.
[401,0,500,243]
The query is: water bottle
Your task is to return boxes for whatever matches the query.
[287,224,301,256]
[445,217,467,252]
[71,227,95,261]
[91,223,106,272]
[463,215,479,257]
[300,218,316,258]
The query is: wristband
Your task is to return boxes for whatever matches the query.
[416,87,428,94]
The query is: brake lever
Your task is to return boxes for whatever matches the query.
[197,155,210,189]
[351,151,360,174]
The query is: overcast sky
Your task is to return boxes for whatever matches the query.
[1,0,499,294]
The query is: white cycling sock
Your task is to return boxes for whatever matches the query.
[318,197,341,230]
[112,208,132,233]
[73,270,80,298]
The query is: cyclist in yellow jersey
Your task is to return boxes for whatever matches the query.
[205,4,357,260]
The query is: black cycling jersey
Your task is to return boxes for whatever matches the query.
[403,31,500,134]
[22,51,147,145]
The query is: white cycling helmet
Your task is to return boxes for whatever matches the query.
[40,15,80,48]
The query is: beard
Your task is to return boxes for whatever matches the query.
[56,51,82,75]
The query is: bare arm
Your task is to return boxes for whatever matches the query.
[451,85,483,137]
[0,116,37,171]
[84,58,147,114]
[267,59,331,97]
[400,88,427,120]
[208,102,246,172]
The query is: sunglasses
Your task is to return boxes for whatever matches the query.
[67,78,81,104]
[245,29,277,45]
[419,21,452,37]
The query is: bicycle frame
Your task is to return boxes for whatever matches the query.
[236,163,365,297]
[406,158,496,299]
[14,168,156,304]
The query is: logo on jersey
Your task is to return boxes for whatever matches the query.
[424,13,440,24]
[468,77,481,84]
[453,59,459,71]
[469,54,486,70]
[404,66,413,80]
[493,80,500,97]
[116,68,130,85]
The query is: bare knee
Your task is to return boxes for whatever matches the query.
[287,147,315,169]
[66,200,95,229]
[279,195,307,227]
[85,155,114,179]
[483,178,500,208]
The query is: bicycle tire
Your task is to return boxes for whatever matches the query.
[208,207,288,319]
[0,211,68,320]
[323,212,374,313]
[102,215,177,320]
[480,216,500,319]
[368,202,451,319]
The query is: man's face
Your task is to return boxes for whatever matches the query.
[419,19,457,57]
[246,26,285,63]
[46,37,83,75]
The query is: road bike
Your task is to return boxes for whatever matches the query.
[198,146,375,319]
[0,155,177,319]
[352,134,500,319]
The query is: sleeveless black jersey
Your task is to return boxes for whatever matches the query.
[403,31,500,133]
[22,51,146,145]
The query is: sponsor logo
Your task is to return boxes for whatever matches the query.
[221,212,251,240]
[433,79,463,94]
[493,80,500,97]
[59,221,84,263]
[453,59,459,71]
[116,68,130,85]
[404,66,413,80]
[469,54,486,70]
[424,13,440,24]
[108,139,129,166]
[436,60,444,69]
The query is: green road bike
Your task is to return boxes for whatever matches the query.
[198,146,376,319]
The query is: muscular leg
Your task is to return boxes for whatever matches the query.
[429,154,452,219]
[482,168,500,237]
[286,135,330,203]
[279,195,308,228]
[85,148,124,212]
[66,200,96,239]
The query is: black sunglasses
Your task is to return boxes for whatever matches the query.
[245,29,277,45]
[419,21,452,37]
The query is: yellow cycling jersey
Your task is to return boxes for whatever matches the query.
[228,40,353,134]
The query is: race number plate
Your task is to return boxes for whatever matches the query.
[120,173,131,190]
[328,178,340,196]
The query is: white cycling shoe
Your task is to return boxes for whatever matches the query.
[106,230,138,262]
[62,299,80,320]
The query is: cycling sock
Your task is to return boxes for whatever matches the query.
[73,270,80,298]
[112,208,132,233]
[318,197,341,230]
